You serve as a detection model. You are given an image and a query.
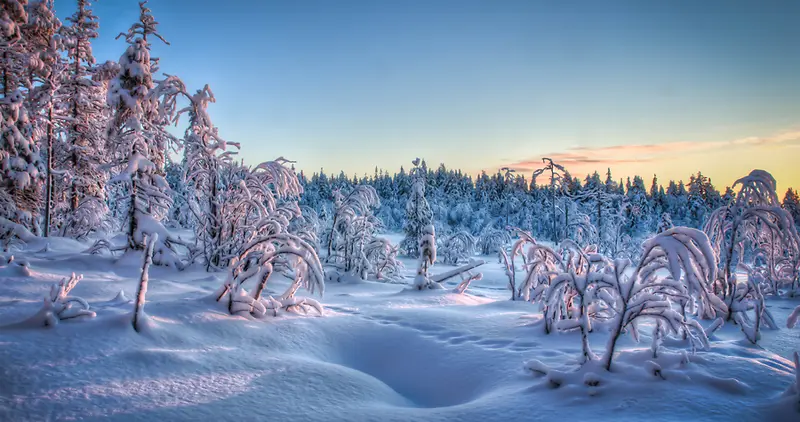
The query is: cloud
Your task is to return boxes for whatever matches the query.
[504,130,800,173]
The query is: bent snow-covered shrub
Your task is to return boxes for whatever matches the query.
[214,232,324,319]
[440,230,476,265]
[597,228,720,371]
[705,170,800,315]
[729,267,778,344]
[363,237,404,281]
[0,217,37,252]
[526,227,721,371]
[477,225,511,256]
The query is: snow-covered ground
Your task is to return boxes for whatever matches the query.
[0,233,797,421]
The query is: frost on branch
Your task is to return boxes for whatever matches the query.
[8,273,95,328]
[545,271,598,364]
[215,158,303,268]
[514,230,563,306]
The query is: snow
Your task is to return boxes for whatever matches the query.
[0,231,797,421]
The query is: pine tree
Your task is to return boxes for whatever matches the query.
[784,188,800,227]
[0,1,45,229]
[401,158,432,257]
[55,0,110,238]
[178,84,240,268]
[106,1,184,252]
[23,0,63,236]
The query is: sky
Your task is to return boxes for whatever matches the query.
[57,0,800,192]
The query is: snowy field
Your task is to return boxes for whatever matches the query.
[0,232,797,422]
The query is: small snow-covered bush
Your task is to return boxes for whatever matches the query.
[477,225,511,256]
[597,228,719,370]
[729,268,778,344]
[0,217,37,252]
[440,230,476,265]
[214,232,324,319]
[363,237,404,281]
[324,185,381,277]
[11,273,96,328]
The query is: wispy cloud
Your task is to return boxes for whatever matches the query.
[504,130,800,173]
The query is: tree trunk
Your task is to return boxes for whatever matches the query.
[43,105,54,237]
[132,234,156,332]
[725,223,739,321]
[209,163,220,267]
[252,265,273,301]
[70,38,82,212]
[579,294,592,364]
[128,178,139,249]
[597,201,602,252]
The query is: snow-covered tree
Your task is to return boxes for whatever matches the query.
[401,158,432,257]
[532,158,568,242]
[705,170,800,316]
[657,212,673,234]
[363,237,403,281]
[509,230,560,307]
[324,185,380,276]
[0,1,45,230]
[23,0,64,237]
[597,228,718,370]
[216,159,302,264]
[214,229,324,319]
[783,188,800,228]
[725,266,778,344]
[413,224,438,289]
[106,1,186,262]
[177,83,240,268]
[55,0,110,238]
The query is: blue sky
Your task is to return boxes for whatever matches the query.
[57,0,800,190]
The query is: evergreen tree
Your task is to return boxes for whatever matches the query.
[106,1,184,252]
[56,0,110,238]
[401,158,432,257]
[784,188,800,227]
